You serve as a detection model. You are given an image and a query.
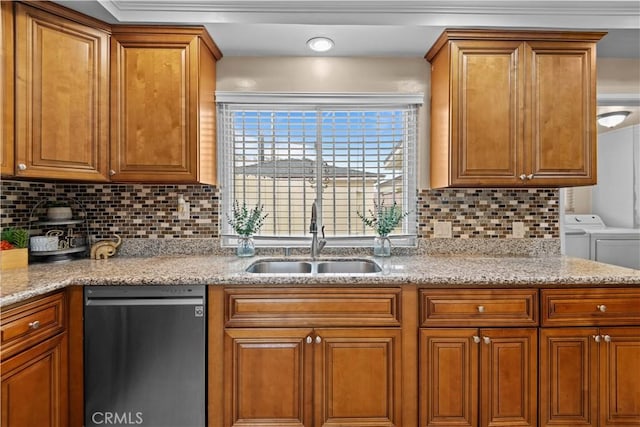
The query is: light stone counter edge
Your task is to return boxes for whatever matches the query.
[2,254,640,307]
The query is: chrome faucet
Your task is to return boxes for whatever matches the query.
[310,201,326,259]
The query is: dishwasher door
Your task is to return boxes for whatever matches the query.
[84,286,206,427]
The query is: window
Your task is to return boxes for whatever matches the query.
[217,93,421,247]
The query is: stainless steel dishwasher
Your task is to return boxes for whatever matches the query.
[84,286,206,427]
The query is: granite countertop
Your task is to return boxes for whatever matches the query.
[2,254,640,307]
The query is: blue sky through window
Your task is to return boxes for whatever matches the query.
[233,109,404,178]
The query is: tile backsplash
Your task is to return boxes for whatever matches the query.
[0,180,219,239]
[1,180,559,243]
[59,183,220,240]
[418,188,559,239]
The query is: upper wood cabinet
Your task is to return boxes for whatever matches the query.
[110,26,221,183]
[1,2,14,176]
[426,30,605,188]
[14,2,110,181]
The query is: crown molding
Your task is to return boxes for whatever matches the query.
[98,1,640,27]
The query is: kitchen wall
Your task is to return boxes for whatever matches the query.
[217,57,432,188]
[565,58,640,216]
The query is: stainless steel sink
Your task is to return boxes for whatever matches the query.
[245,260,312,274]
[316,260,381,274]
[245,259,381,274]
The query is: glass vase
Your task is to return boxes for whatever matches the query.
[373,235,391,257]
[236,236,255,257]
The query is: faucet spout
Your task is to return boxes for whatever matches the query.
[310,201,326,259]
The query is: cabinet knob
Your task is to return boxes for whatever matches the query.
[593,334,601,343]
[473,335,481,344]
[519,174,527,181]
[597,304,607,312]
[109,169,116,176]
[603,334,611,343]
[482,336,491,344]
[526,174,534,180]
[17,163,27,171]
[28,320,40,330]
[315,336,322,344]
[477,305,485,313]
[306,336,312,344]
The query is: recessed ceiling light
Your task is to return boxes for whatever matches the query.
[307,37,334,53]
[597,111,631,128]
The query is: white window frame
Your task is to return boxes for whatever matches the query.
[216,92,423,248]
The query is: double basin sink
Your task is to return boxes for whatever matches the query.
[246,258,382,274]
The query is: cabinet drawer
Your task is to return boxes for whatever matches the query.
[1,291,66,360]
[541,288,640,326]
[420,289,538,327]
[225,288,401,327]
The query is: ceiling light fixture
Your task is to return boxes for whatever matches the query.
[597,111,631,128]
[307,37,334,53]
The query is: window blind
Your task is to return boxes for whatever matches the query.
[217,98,419,247]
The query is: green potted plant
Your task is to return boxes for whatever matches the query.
[1,227,30,269]
[227,201,268,257]
[357,200,410,256]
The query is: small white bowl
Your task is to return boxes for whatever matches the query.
[30,236,59,252]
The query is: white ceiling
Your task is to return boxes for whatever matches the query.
[54,0,640,58]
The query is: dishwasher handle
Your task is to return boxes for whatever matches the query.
[86,297,204,307]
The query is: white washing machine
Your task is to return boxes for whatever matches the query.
[564,214,640,270]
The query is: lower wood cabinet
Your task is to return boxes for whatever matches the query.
[540,327,640,427]
[0,291,68,427]
[420,328,537,427]
[540,288,640,427]
[224,327,401,427]
[419,289,538,427]
[218,287,406,427]
[1,333,68,427]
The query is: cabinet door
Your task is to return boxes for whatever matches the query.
[480,328,537,427]
[1,1,13,176]
[599,327,640,427]
[313,328,401,427]
[1,333,68,427]
[525,40,597,186]
[111,32,199,182]
[224,328,313,427]
[449,40,525,187]
[539,327,599,427]
[14,4,109,181]
[419,328,478,427]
